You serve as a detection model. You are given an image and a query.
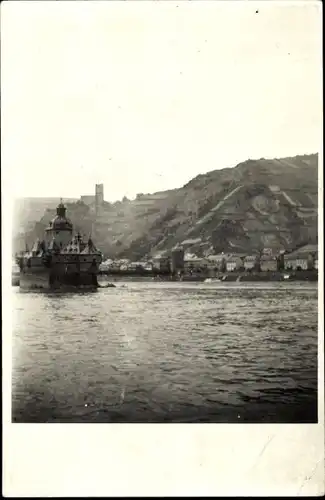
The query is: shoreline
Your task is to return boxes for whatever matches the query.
[12,270,318,287]
[98,270,318,283]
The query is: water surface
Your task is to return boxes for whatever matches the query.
[12,281,318,423]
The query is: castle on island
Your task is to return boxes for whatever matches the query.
[17,200,103,290]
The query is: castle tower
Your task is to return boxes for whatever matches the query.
[45,200,73,248]
[95,184,104,210]
[171,247,185,274]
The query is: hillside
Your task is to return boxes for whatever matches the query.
[13,197,78,233]
[14,154,318,258]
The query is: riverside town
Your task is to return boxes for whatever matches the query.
[12,180,318,286]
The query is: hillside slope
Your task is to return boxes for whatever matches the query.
[14,154,318,258]
[13,197,78,233]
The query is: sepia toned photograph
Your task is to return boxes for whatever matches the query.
[4,1,321,427]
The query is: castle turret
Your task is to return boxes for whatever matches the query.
[45,199,73,248]
[95,183,104,215]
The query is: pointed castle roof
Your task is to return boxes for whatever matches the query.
[46,199,73,232]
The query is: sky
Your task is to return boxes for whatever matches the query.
[1,1,322,202]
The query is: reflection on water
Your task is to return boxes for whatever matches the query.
[11,281,318,422]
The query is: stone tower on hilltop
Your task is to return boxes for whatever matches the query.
[95,184,104,214]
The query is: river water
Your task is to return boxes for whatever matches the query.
[11,281,318,423]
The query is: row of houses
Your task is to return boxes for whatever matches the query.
[100,244,318,274]
[180,253,275,273]
[100,258,153,272]
[152,244,319,273]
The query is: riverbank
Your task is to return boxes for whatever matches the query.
[219,270,318,282]
[99,269,318,283]
[12,269,318,287]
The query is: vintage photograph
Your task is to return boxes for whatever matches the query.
[5,1,320,424]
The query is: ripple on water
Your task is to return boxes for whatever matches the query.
[11,282,318,423]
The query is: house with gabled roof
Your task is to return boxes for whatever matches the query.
[243,254,259,271]
[284,244,318,270]
[225,254,245,272]
[260,254,278,272]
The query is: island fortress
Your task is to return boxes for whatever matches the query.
[17,200,103,290]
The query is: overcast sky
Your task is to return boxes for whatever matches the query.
[2,1,322,202]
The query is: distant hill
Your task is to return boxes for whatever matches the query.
[13,197,78,232]
[13,154,318,258]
